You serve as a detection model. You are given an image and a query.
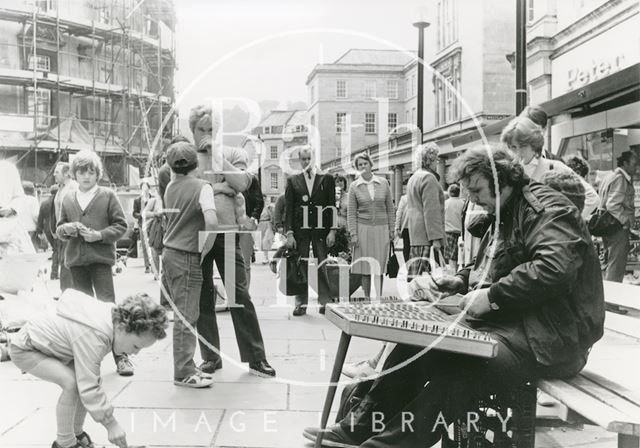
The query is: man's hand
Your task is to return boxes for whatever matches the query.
[395,229,402,240]
[350,234,359,248]
[242,217,258,231]
[458,288,492,319]
[106,420,127,448]
[61,222,80,237]
[389,230,395,241]
[326,230,336,247]
[432,274,464,294]
[286,233,296,249]
[212,181,237,197]
[431,239,443,251]
[79,228,102,243]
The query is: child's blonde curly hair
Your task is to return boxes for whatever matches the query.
[112,293,168,339]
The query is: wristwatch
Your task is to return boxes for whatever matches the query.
[489,299,500,311]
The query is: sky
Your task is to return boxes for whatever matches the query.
[175,0,431,120]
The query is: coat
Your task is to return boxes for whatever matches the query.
[406,169,445,245]
[459,181,605,378]
[285,171,336,237]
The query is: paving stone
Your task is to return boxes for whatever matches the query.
[112,380,288,410]
[213,410,332,447]
[0,407,221,447]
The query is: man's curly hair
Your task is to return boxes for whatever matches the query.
[188,104,220,136]
[449,144,526,192]
[112,293,168,339]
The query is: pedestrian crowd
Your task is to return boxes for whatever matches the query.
[0,103,638,448]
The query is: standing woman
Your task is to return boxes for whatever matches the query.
[258,195,275,264]
[348,153,395,297]
[334,174,349,229]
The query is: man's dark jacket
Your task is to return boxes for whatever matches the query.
[242,175,264,221]
[458,181,605,378]
[285,172,336,237]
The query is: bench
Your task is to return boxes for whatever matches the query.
[537,281,640,448]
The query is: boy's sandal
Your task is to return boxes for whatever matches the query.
[76,431,95,448]
[174,373,213,388]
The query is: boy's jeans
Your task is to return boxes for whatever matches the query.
[163,248,203,379]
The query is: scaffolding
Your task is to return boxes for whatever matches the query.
[0,0,177,186]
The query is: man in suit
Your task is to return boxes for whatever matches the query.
[239,174,264,285]
[285,146,337,316]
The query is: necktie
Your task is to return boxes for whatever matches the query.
[307,171,312,179]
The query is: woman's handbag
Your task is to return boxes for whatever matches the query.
[588,208,622,237]
[386,242,399,278]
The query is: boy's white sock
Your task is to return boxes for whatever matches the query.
[73,402,88,437]
[56,392,78,447]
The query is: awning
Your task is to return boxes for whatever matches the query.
[540,63,640,117]
[449,116,515,148]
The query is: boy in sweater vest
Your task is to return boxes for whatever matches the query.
[162,142,218,388]
[56,150,130,375]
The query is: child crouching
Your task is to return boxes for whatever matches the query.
[8,290,168,448]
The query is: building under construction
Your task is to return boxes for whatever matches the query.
[0,0,176,186]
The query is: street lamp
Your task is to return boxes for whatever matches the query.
[515,0,527,114]
[413,21,430,135]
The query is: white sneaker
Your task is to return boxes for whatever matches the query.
[342,360,376,379]
[174,372,213,388]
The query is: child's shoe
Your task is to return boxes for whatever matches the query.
[76,431,95,448]
[51,441,82,448]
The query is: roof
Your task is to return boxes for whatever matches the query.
[333,49,416,66]
[260,110,295,127]
[286,110,307,127]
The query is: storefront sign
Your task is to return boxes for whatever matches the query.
[552,16,639,96]
[567,54,627,90]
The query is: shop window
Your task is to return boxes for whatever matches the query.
[270,172,279,190]
[558,129,613,188]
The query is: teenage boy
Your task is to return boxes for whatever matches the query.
[162,142,218,388]
[56,150,130,375]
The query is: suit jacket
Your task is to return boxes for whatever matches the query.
[406,169,445,245]
[242,175,264,221]
[285,171,336,236]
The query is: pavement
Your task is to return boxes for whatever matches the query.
[0,254,618,447]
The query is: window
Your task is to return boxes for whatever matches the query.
[437,0,458,50]
[336,80,347,98]
[364,80,376,99]
[365,113,376,134]
[411,108,416,126]
[27,87,50,129]
[263,126,271,135]
[310,85,315,103]
[270,145,278,159]
[405,110,410,124]
[405,79,410,98]
[411,75,416,97]
[28,54,50,72]
[336,112,347,134]
[387,80,398,99]
[270,172,279,190]
[310,115,315,127]
[434,53,461,126]
[527,0,535,22]
[388,113,398,133]
[295,125,305,133]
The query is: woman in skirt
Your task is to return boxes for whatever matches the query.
[347,153,395,297]
[258,196,275,264]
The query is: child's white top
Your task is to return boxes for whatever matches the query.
[12,289,116,426]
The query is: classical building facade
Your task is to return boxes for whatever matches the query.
[318,0,517,204]
[243,109,308,203]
